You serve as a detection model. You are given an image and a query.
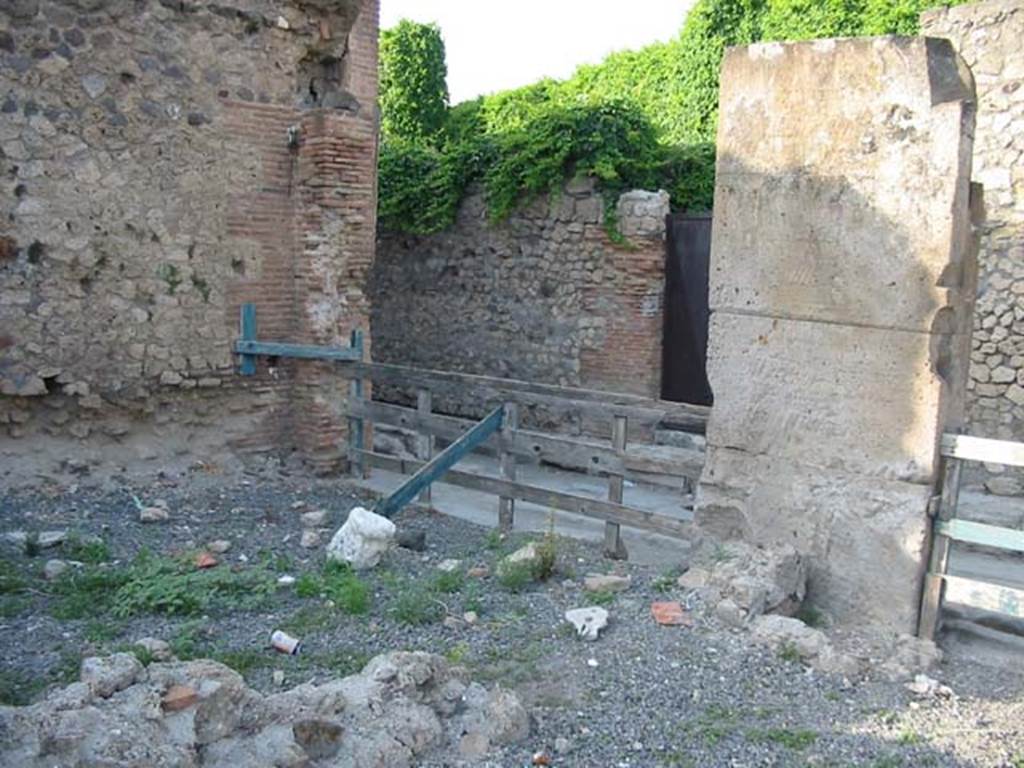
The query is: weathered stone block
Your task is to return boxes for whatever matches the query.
[696,36,976,634]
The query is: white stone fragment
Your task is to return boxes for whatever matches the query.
[326,507,396,570]
[565,607,609,641]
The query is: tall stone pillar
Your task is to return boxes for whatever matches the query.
[694,37,978,633]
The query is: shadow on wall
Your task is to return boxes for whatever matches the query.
[695,36,977,634]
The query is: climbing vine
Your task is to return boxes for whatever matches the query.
[378,0,971,235]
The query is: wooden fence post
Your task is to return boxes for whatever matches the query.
[348,329,366,478]
[604,415,628,559]
[417,388,434,504]
[918,455,962,639]
[499,402,519,532]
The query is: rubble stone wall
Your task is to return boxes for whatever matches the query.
[0,0,380,481]
[922,1,1024,458]
[695,37,978,633]
[370,184,669,421]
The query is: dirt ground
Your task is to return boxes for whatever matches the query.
[1,467,1022,767]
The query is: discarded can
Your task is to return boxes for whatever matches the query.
[270,630,301,655]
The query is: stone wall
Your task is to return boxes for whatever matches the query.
[922,1,1024,458]
[0,0,380,481]
[695,37,977,633]
[370,184,669,418]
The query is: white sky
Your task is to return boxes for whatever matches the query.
[379,1,696,104]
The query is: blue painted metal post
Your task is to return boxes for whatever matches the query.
[239,303,257,376]
[348,329,365,478]
[375,405,505,519]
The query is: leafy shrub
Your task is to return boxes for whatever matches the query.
[390,586,443,625]
[321,562,371,615]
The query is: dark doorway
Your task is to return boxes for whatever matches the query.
[661,212,713,406]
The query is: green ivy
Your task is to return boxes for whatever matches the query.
[378,0,971,235]
[379,20,449,143]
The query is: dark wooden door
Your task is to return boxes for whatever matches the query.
[661,212,713,406]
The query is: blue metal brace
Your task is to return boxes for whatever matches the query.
[374,406,505,519]
[235,303,363,374]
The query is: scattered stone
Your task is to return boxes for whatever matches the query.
[554,736,573,754]
[750,615,860,676]
[290,500,307,510]
[881,633,944,681]
[651,601,692,627]
[906,673,953,698]
[326,506,396,570]
[437,558,462,573]
[139,505,169,523]
[80,653,143,698]
[463,611,479,625]
[467,565,490,578]
[6,652,524,766]
[505,541,540,567]
[713,598,746,628]
[443,616,462,630]
[395,528,427,551]
[277,575,296,588]
[272,669,285,686]
[583,573,632,593]
[43,558,68,580]
[194,551,218,569]
[586,658,599,668]
[300,510,327,528]
[677,566,711,590]
[565,607,609,641]
[134,637,173,661]
[692,541,806,619]
[300,529,322,549]
[161,684,198,712]
[37,530,68,548]
[532,750,552,765]
[985,476,1023,497]
[207,539,231,554]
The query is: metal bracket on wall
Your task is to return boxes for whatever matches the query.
[234,302,363,375]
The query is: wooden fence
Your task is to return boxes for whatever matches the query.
[919,434,1024,638]
[340,360,709,555]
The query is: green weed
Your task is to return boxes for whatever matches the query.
[496,561,534,593]
[63,534,110,564]
[778,642,802,663]
[748,728,817,750]
[652,566,683,593]
[390,585,443,625]
[795,605,825,628]
[432,568,465,594]
[445,642,471,664]
[586,589,616,607]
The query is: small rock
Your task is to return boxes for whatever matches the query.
[300,510,327,528]
[194,551,218,569]
[506,542,539,567]
[291,500,307,510]
[326,507,396,570]
[277,575,297,587]
[37,530,68,549]
[43,558,68,581]
[443,616,462,630]
[272,669,285,686]
[532,750,551,766]
[713,598,746,627]
[134,637,173,661]
[467,565,490,579]
[437,558,462,573]
[139,505,169,523]
[906,673,953,698]
[207,539,231,554]
[586,658,599,668]
[395,529,426,551]
[300,530,322,549]
[463,611,479,625]
[80,653,143,698]
[565,607,609,641]
[583,573,632,593]
[161,684,198,712]
[554,736,573,754]
[677,567,710,589]
[459,732,490,759]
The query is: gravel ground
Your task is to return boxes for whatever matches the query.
[1,469,1022,767]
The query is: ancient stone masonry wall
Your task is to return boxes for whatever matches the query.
[695,37,978,633]
[0,0,380,481]
[922,1,1024,458]
[370,184,668,424]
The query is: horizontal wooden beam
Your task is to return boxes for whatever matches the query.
[941,434,1024,468]
[362,450,694,540]
[350,399,704,479]
[936,519,1024,554]
[340,361,709,433]
[942,573,1024,618]
[234,340,361,362]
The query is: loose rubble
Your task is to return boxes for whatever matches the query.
[326,507,396,570]
[0,652,528,768]
[565,607,609,640]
